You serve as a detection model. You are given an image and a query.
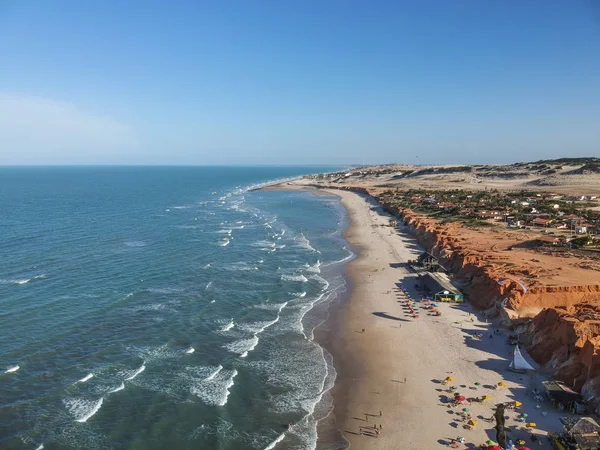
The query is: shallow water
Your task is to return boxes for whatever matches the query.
[0,167,352,450]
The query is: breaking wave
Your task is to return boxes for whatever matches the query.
[64,397,104,423]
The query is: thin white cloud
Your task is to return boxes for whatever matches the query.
[0,93,140,164]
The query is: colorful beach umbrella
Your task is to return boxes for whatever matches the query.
[462,408,470,412]
[456,395,466,401]
[474,382,481,386]
[485,440,496,446]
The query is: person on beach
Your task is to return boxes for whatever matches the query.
[379,410,382,417]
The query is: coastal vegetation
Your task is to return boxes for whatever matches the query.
[375,188,600,250]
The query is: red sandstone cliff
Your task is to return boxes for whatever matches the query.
[374,194,600,405]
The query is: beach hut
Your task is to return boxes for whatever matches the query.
[542,380,582,412]
[421,272,463,303]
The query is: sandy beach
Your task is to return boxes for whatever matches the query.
[270,182,569,450]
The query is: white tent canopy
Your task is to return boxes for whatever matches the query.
[509,345,535,372]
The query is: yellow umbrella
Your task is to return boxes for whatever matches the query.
[526,422,537,428]
[514,400,522,407]
[498,381,507,387]
[445,376,454,382]
[467,419,478,427]
[482,395,492,401]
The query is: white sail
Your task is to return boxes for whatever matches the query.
[510,345,535,371]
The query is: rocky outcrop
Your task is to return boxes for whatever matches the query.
[527,307,600,399]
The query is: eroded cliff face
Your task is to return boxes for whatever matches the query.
[374,196,600,403]
[527,308,600,399]
[386,205,600,311]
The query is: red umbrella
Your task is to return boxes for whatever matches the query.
[455,395,466,401]
[488,446,502,450]
[517,448,531,450]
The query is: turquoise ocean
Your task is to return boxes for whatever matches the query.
[0,167,353,450]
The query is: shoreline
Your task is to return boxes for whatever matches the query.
[275,181,565,450]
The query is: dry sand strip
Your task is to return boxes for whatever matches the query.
[314,187,566,450]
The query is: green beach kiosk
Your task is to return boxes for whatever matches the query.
[422,272,464,303]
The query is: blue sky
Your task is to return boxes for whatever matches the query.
[1,1,599,165]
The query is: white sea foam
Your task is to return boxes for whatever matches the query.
[264,433,285,450]
[218,239,230,247]
[210,300,216,303]
[219,320,235,332]
[216,229,232,234]
[255,301,288,311]
[237,317,280,335]
[4,365,19,373]
[64,397,104,423]
[205,281,213,290]
[205,365,223,381]
[203,263,211,269]
[252,240,275,248]
[35,445,44,450]
[75,373,93,384]
[292,292,307,298]
[222,262,258,272]
[124,241,147,247]
[220,370,238,405]
[108,382,125,393]
[0,278,30,285]
[281,274,308,283]
[322,250,355,267]
[224,335,259,356]
[125,363,146,381]
[305,260,321,273]
[295,233,319,253]
[128,303,175,313]
[146,287,184,294]
[186,347,195,354]
[191,367,237,406]
[310,274,330,290]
